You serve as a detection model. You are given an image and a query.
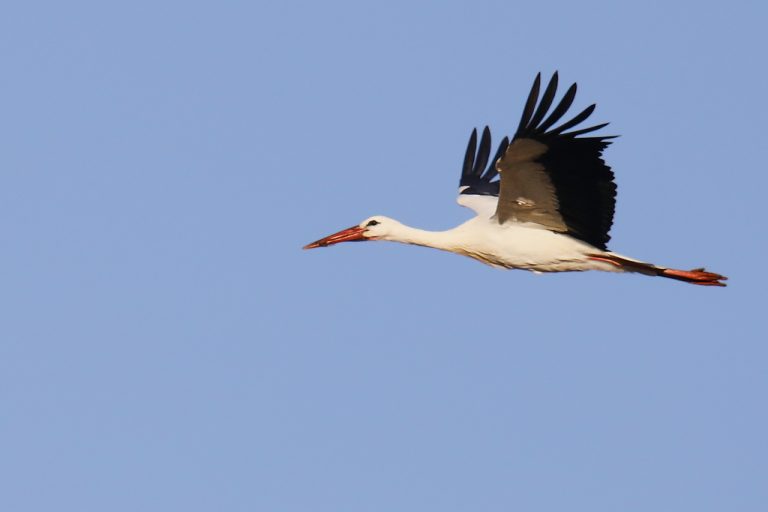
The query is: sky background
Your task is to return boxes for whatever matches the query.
[1,1,766,511]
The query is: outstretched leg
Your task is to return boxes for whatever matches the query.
[588,253,727,286]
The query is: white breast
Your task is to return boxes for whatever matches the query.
[449,217,613,272]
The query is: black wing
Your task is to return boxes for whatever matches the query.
[495,72,617,250]
[459,126,509,197]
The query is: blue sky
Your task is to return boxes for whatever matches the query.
[1,1,766,511]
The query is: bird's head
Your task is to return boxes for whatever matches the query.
[303,215,399,249]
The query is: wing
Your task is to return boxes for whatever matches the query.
[495,72,617,250]
[457,126,509,217]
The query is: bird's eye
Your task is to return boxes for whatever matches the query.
[366,220,380,227]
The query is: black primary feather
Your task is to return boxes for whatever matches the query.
[537,82,576,133]
[526,72,559,131]
[516,72,541,136]
[474,126,492,175]
[549,103,595,134]
[460,126,509,197]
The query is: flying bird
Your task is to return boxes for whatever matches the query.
[304,72,726,286]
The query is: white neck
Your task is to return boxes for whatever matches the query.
[385,223,460,252]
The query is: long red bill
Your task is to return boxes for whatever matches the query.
[303,225,367,249]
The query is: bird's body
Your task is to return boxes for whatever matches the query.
[305,72,727,286]
[369,216,611,272]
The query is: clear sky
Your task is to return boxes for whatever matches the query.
[1,1,766,511]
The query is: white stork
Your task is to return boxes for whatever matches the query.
[304,72,726,286]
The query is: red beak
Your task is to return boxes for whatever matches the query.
[303,225,368,249]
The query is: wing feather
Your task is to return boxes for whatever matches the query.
[525,72,559,131]
[461,128,478,180]
[515,73,541,136]
[473,126,492,177]
[550,104,595,134]
[457,127,509,215]
[494,73,617,249]
[538,83,576,133]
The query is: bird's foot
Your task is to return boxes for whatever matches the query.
[660,268,728,286]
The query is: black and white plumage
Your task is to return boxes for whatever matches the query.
[460,73,616,249]
[305,72,726,286]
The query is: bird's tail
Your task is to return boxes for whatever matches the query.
[588,253,727,287]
